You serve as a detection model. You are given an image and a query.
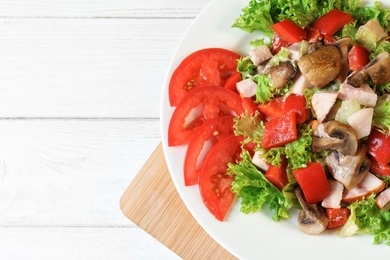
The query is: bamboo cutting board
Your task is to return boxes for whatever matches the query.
[120,143,237,259]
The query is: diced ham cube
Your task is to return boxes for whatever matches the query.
[322,180,344,209]
[286,42,301,61]
[347,107,373,139]
[311,91,339,123]
[342,173,386,204]
[236,78,258,98]
[249,45,273,66]
[252,150,269,172]
[338,83,377,107]
[291,73,312,95]
[376,188,390,212]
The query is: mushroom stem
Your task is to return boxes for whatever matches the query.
[295,186,329,235]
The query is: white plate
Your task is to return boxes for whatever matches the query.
[160,0,389,259]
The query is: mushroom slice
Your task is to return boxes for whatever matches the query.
[325,144,371,190]
[298,45,342,88]
[332,37,353,82]
[268,61,296,89]
[365,51,390,85]
[295,186,329,235]
[312,120,358,155]
[346,69,369,87]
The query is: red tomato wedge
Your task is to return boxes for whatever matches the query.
[169,48,241,106]
[199,135,242,221]
[293,162,330,204]
[326,208,350,229]
[184,116,235,186]
[348,44,371,71]
[261,110,298,149]
[271,19,307,44]
[310,10,354,37]
[168,86,244,146]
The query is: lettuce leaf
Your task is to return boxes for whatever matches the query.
[227,150,291,221]
[337,195,390,245]
[232,0,389,40]
[233,112,265,144]
[372,94,390,135]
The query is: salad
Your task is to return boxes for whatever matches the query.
[167,0,390,245]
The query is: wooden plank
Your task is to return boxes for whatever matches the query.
[120,144,237,260]
[0,0,211,18]
[0,18,191,118]
[0,119,160,226]
[0,226,180,259]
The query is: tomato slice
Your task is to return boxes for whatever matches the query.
[168,86,243,146]
[326,208,350,229]
[270,19,307,44]
[199,135,242,221]
[293,162,330,204]
[261,110,298,149]
[184,116,235,186]
[169,48,241,106]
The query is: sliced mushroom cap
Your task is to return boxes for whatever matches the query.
[365,51,390,85]
[312,120,358,155]
[347,69,369,87]
[268,61,296,89]
[332,37,353,82]
[347,51,390,87]
[298,45,342,88]
[295,186,329,235]
[325,143,371,190]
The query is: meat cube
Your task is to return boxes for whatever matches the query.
[311,91,339,123]
[338,83,377,107]
[376,188,390,212]
[236,78,257,98]
[249,45,273,66]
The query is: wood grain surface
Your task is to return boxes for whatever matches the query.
[0,0,214,258]
[120,144,237,260]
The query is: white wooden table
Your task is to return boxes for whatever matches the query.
[0,0,211,259]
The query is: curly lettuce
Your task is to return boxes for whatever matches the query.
[337,195,390,245]
[227,150,292,221]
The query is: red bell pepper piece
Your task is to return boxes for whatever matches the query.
[305,27,323,43]
[348,44,371,71]
[261,110,298,149]
[241,97,261,117]
[366,128,390,166]
[326,208,350,229]
[257,96,284,120]
[293,162,330,204]
[370,157,390,177]
[283,94,310,124]
[311,9,354,37]
[224,71,242,93]
[271,19,307,44]
[265,157,288,191]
